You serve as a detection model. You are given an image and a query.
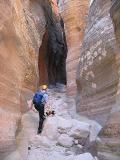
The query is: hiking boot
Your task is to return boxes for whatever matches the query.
[43,115,46,120]
[37,129,42,134]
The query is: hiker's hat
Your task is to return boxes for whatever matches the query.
[40,85,48,90]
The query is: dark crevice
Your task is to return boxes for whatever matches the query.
[38,0,68,87]
[38,29,49,85]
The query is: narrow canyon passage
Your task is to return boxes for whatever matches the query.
[1,0,120,160]
[38,30,48,85]
[38,0,67,88]
[16,90,102,160]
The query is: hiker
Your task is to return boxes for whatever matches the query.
[32,85,49,134]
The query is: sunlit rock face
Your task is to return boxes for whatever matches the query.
[96,3,120,159]
[59,0,89,95]
[76,0,120,126]
[75,1,120,159]
[100,0,120,140]
[0,0,68,158]
[0,0,46,158]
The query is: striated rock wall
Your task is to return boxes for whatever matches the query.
[0,0,46,158]
[96,2,120,160]
[74,1,120,158]
[0,0,68,158]
[59,0,89,95]
[76,0,120,126]
[99,0,120,140]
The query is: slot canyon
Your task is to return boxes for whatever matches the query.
[0,0,120,160]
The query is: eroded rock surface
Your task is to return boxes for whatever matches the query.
[75,0,120,159]
[0,0,68,158]
[96,1,120,160]
[0,0,46,158]
[1,0,120,159]
[59,0,89,95]
[76,0,119,125]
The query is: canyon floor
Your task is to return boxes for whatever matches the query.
[4,90,102,160]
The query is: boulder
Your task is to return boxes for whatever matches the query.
[42,116,59,140]
[30,135,56,148]
[88,120,102,142]
[69,119,90,139]
[58,117,72,134]
[58,134,74,148]
[74,116,102,141]
[73,153,95,160]
[80,119,102,142]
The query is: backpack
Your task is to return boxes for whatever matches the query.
[33,92,44,106]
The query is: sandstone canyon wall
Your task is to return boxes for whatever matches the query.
[75,0,120,159]
[59,0,89,95]
[98,0,120,140]
[96,1,120,159]
[0,0,46,158]
[0,0,68,158]
[76,0,119,126]
[1,0,120,159]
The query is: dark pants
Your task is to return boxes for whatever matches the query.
[34,104,45,132]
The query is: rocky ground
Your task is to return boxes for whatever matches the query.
[4,90,102,160]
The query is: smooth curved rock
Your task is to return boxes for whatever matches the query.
[101,0,120,139]
[4,151,21,160]
[30,135,56,148]
[76,0,119,127]
[58,117,72,134]
[73,153,95,160]
[28,150,95,160]
[42,116,59,141]
[0,0,46,158]
[58,134,74,148]
[69,119,90,139]
[84,120,102,142]
[59,0,89,95]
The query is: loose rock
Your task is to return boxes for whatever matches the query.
[58,134,74,148]
[30,135,56,148]
[42,116,59,140]
[69,119,90,139]
[58,117,72,134]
